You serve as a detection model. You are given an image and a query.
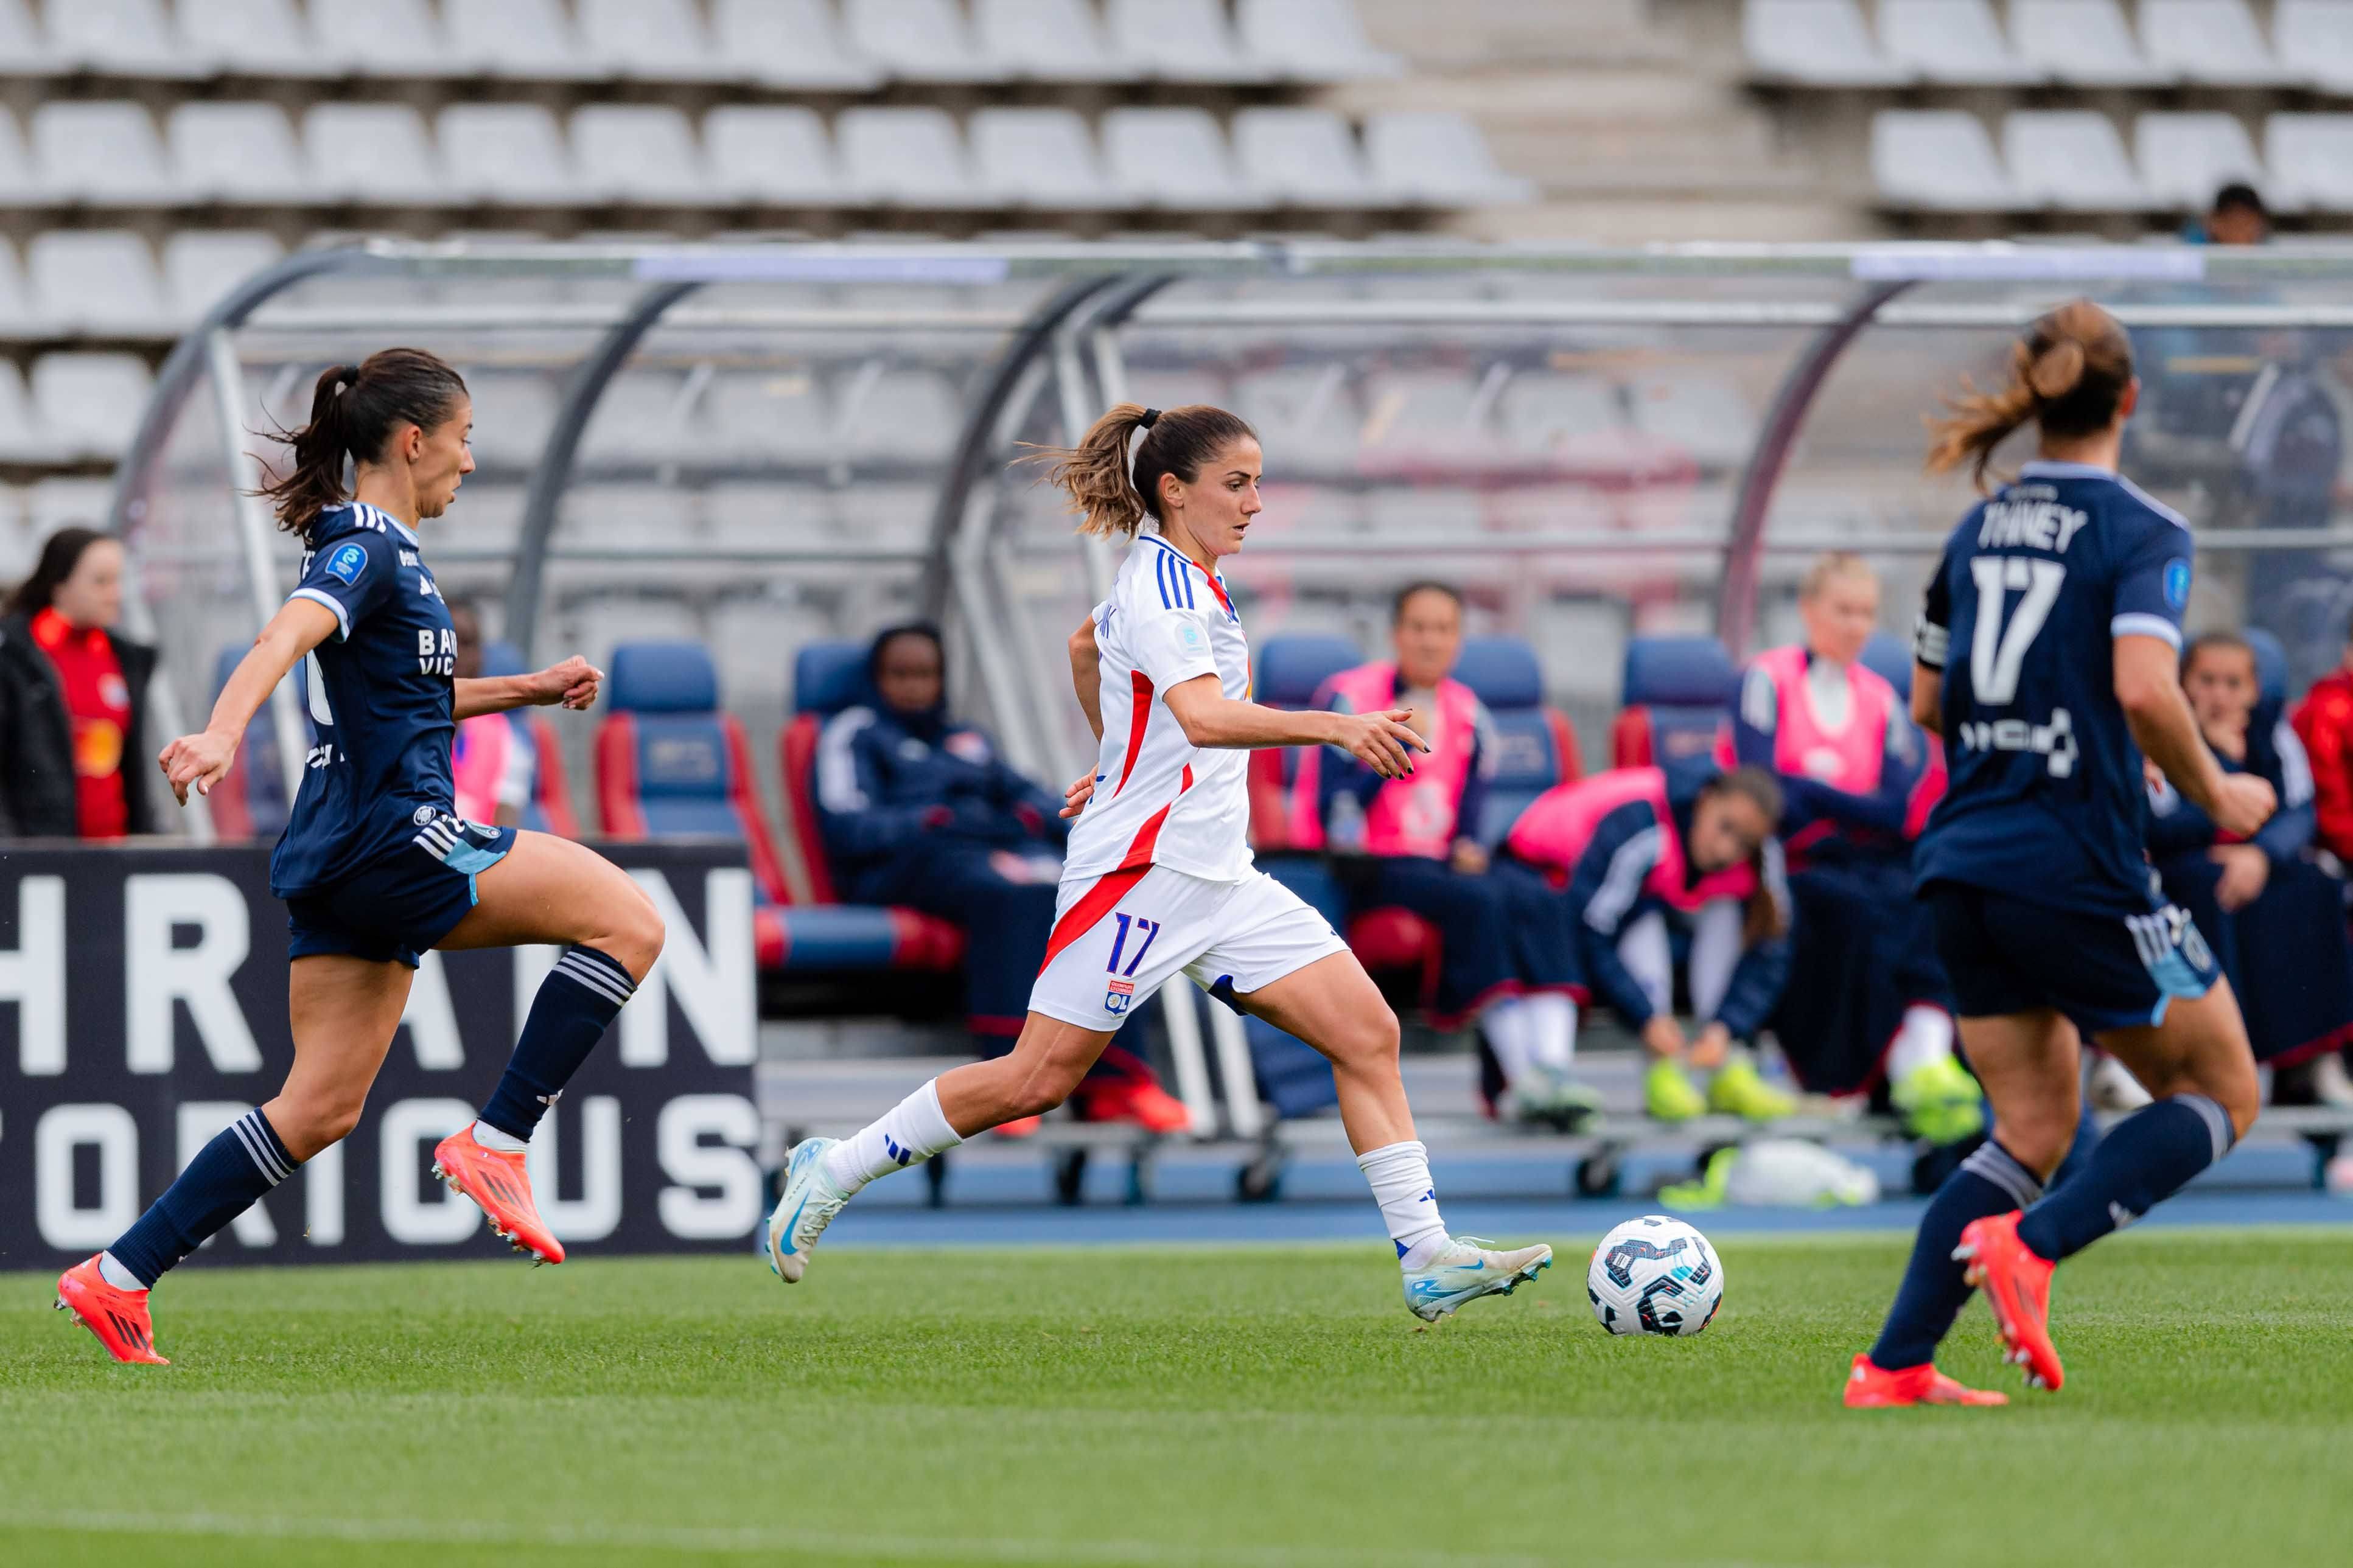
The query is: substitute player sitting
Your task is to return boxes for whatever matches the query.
[765,403,1553,1321]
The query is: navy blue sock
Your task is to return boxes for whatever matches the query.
[2015,1095,2235,1261]
[107,1109,297,1288]
[1869,1140,2043,1370]
[478,946,636,1141]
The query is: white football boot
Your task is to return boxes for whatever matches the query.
[766,1137,852,1284]
[1402,1236,1554,1322]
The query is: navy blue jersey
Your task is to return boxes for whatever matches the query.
[1912,460,2194,915]
[269,502,460,898]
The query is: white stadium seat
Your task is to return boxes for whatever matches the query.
[461,370,560,469]
[1365,112,1535,206]
[837,108,985,207]
[1234,365,1362,467]
[28,231,169,335]
[710,0,881,90]
[163,232,286,325]
[1232,108,1377,207]
[168,103,307,204]
[1237,0,1405,82]
[0,1,52,73]
[46,0,204,79]
[0,238,30,336]
[2278,1,2353,93]
[705,107,842,206]
[1878,1,2044,85]
[308,0,461,77]
[1871,110,2021,210]
[1498,374,1628,455]
[2134,113,2268,213]
[571,106,716,204]
[1631,375,1759,470]
[0,108,38,206]
[841,369,961,461]
[306,103,445,204]
[0,364,44,463]
[970,109,1122,209]
[437,105,580,205]
[2010,1,2172,86]
[579,371,690,465]
[441,0,603,82]
[845,0,1005,83]
[1360,371,1488,461]
[578,0,737,83]
[2003,110,2156,209]
[974,0,1135,82]
[33,103,178,206]
[699,371,835,465]
[2140,0,2295,88]
[33,353,153,460]
[1744,0,1911,86]
[177,0,335,78]
[2265,114,2353,212]
[1102,108,1265,210]
[26,477,116,534]
[1106,0,1268,83]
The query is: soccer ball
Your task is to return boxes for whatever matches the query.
[1586,1215,1724,1337]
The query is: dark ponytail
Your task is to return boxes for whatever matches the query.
[1926,298,2134,493]
[1027,401,1258,538]
[1702,765,1790,946]
[256,348,469,541]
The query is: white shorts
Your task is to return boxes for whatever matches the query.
[1027,865,1351,1032]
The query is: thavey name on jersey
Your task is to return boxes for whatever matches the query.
[1977,491,2091,555]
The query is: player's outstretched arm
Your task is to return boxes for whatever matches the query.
[157,596,340,804]
[1069,615,1105,743]
[453,657,602,720]
[2116,633,2275,837]
[1162,675,1428,779]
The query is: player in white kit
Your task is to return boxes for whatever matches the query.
[765,402,1553,1320]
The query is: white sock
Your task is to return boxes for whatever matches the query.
[1886,1005,1956,1082]
[97,1251,147,1293]
[471,1118,528,1154]
[1523,992,1578,1075]
[1481,996,1537,1089]
[823,1079,964,1195]
[1355,1139,1450,1269]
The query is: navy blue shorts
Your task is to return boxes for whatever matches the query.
[285,815,518,969]
[1923,879,2219,1037]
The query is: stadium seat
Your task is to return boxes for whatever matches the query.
[844,0,1004,83]
[579,371,691,467]
[1497,372,1630,456]
[1234,366,1363,469]
[0,241,30,339]
[32,354,152,461]
[437,105,580,206]
[705,106,843,206]
[1613,635,1736,769]
[2278,1,2353,93]
[578,0,736,82]
[970,108,1122,209]
[1237,0,1405,82]
[1106,0,1267,83]
[45,0,205,78]
[710,0,881,90]
[2266,115,2353,212]
[1103,108,1264,211]
[309,0,460,77]
[1456,635,1582,846]
[1245,632,1360,851]
[777,640,968,974]
[1743,0,1911,86]
[27,231,169,337]
[571,105,717,205]
[2003,111,2157,211]
[1629,375,1759,471]
[33,103,178,206]
[2010,1,2172,86]
[1363,112,1536,206]
[974,0,1134,82]
[593,641,790,968]
[1233,108,1377,207]
[441,0,603,82]
[0,110,35,208]
[1870,110,2021,212]
[2140,0,2295,87]
[168,103,307,205]
[1858,630,1916,698]
[163,232,287,327]
[699,370,836,465]
[2246,627,2291,724]
[1357,370,1486,465]
[841,369,963,461]
[305,103,446,205]
[0,362,46,463]
[460,371,560,471]
[177,0,335,78]
[2134,114,2268,214]
[1877,1,2044,84]
[0,1,50,74]
[837,107,986,208]
[481,638,581,839]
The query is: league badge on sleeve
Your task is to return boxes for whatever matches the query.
[324,542,369,587]
[2164,559,2190,611]
[1105,976,1136,1016]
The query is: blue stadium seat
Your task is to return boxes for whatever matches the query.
[2246,626,2291,729]
[1454,635,1581,845]
[1248,632,1361,850]
[1859,629,1915,699]
[1613,634,1736,768]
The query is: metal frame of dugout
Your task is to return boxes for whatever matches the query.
[102,238,2353,1202]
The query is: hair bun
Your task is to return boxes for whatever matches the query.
[2026,338,2086,402]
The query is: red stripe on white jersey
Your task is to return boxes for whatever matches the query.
[1114,669,1154,796]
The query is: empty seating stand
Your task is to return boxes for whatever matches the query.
[1612,635,1737,769]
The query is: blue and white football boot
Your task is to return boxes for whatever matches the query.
[766,1137,852,1284]
[1402,1237,1554,1322]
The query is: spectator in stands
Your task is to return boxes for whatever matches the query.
[1502,761,1795,1124]
[1295,582,1593,1126]
[0,526,156,840]
[2201,183,2272,248]
[448,600,534,828]
[2153,632,2353,1104]
[816,623,1189,1133]
[1729,552,1981,1146]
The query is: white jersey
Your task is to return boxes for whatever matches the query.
[1061,528,1254,885]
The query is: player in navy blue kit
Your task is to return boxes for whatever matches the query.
[55,349,665,1365]
[1845,301,2273,1407]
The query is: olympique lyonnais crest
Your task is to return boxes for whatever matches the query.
[1105,976,1136,1016]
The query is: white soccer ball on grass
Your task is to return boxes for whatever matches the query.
[1586,1215,1724,1337]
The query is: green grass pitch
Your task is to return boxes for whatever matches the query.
[5,1230,2351,1567]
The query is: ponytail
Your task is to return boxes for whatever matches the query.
[1028,401,1257,539]
[1925,298,2134,493]
[256,348,468,541]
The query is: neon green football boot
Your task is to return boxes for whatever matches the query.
[1707,1058,1797,1122]
[1645,1058,1707,1123]
[1891,1055,1987,1146]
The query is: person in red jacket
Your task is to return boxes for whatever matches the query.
[2292,629,2353,865]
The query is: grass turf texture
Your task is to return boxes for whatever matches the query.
[4,1232,2351,1567]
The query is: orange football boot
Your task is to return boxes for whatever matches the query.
[432,1126,563,1265]
[1075,1078,1193,1134]
[1842,1353,2006,1407]
[1955,1211,2063,1392]
[55,1256,167,1365]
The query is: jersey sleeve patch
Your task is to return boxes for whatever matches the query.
[2163,558,2191,611]
[322,541,369,587]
